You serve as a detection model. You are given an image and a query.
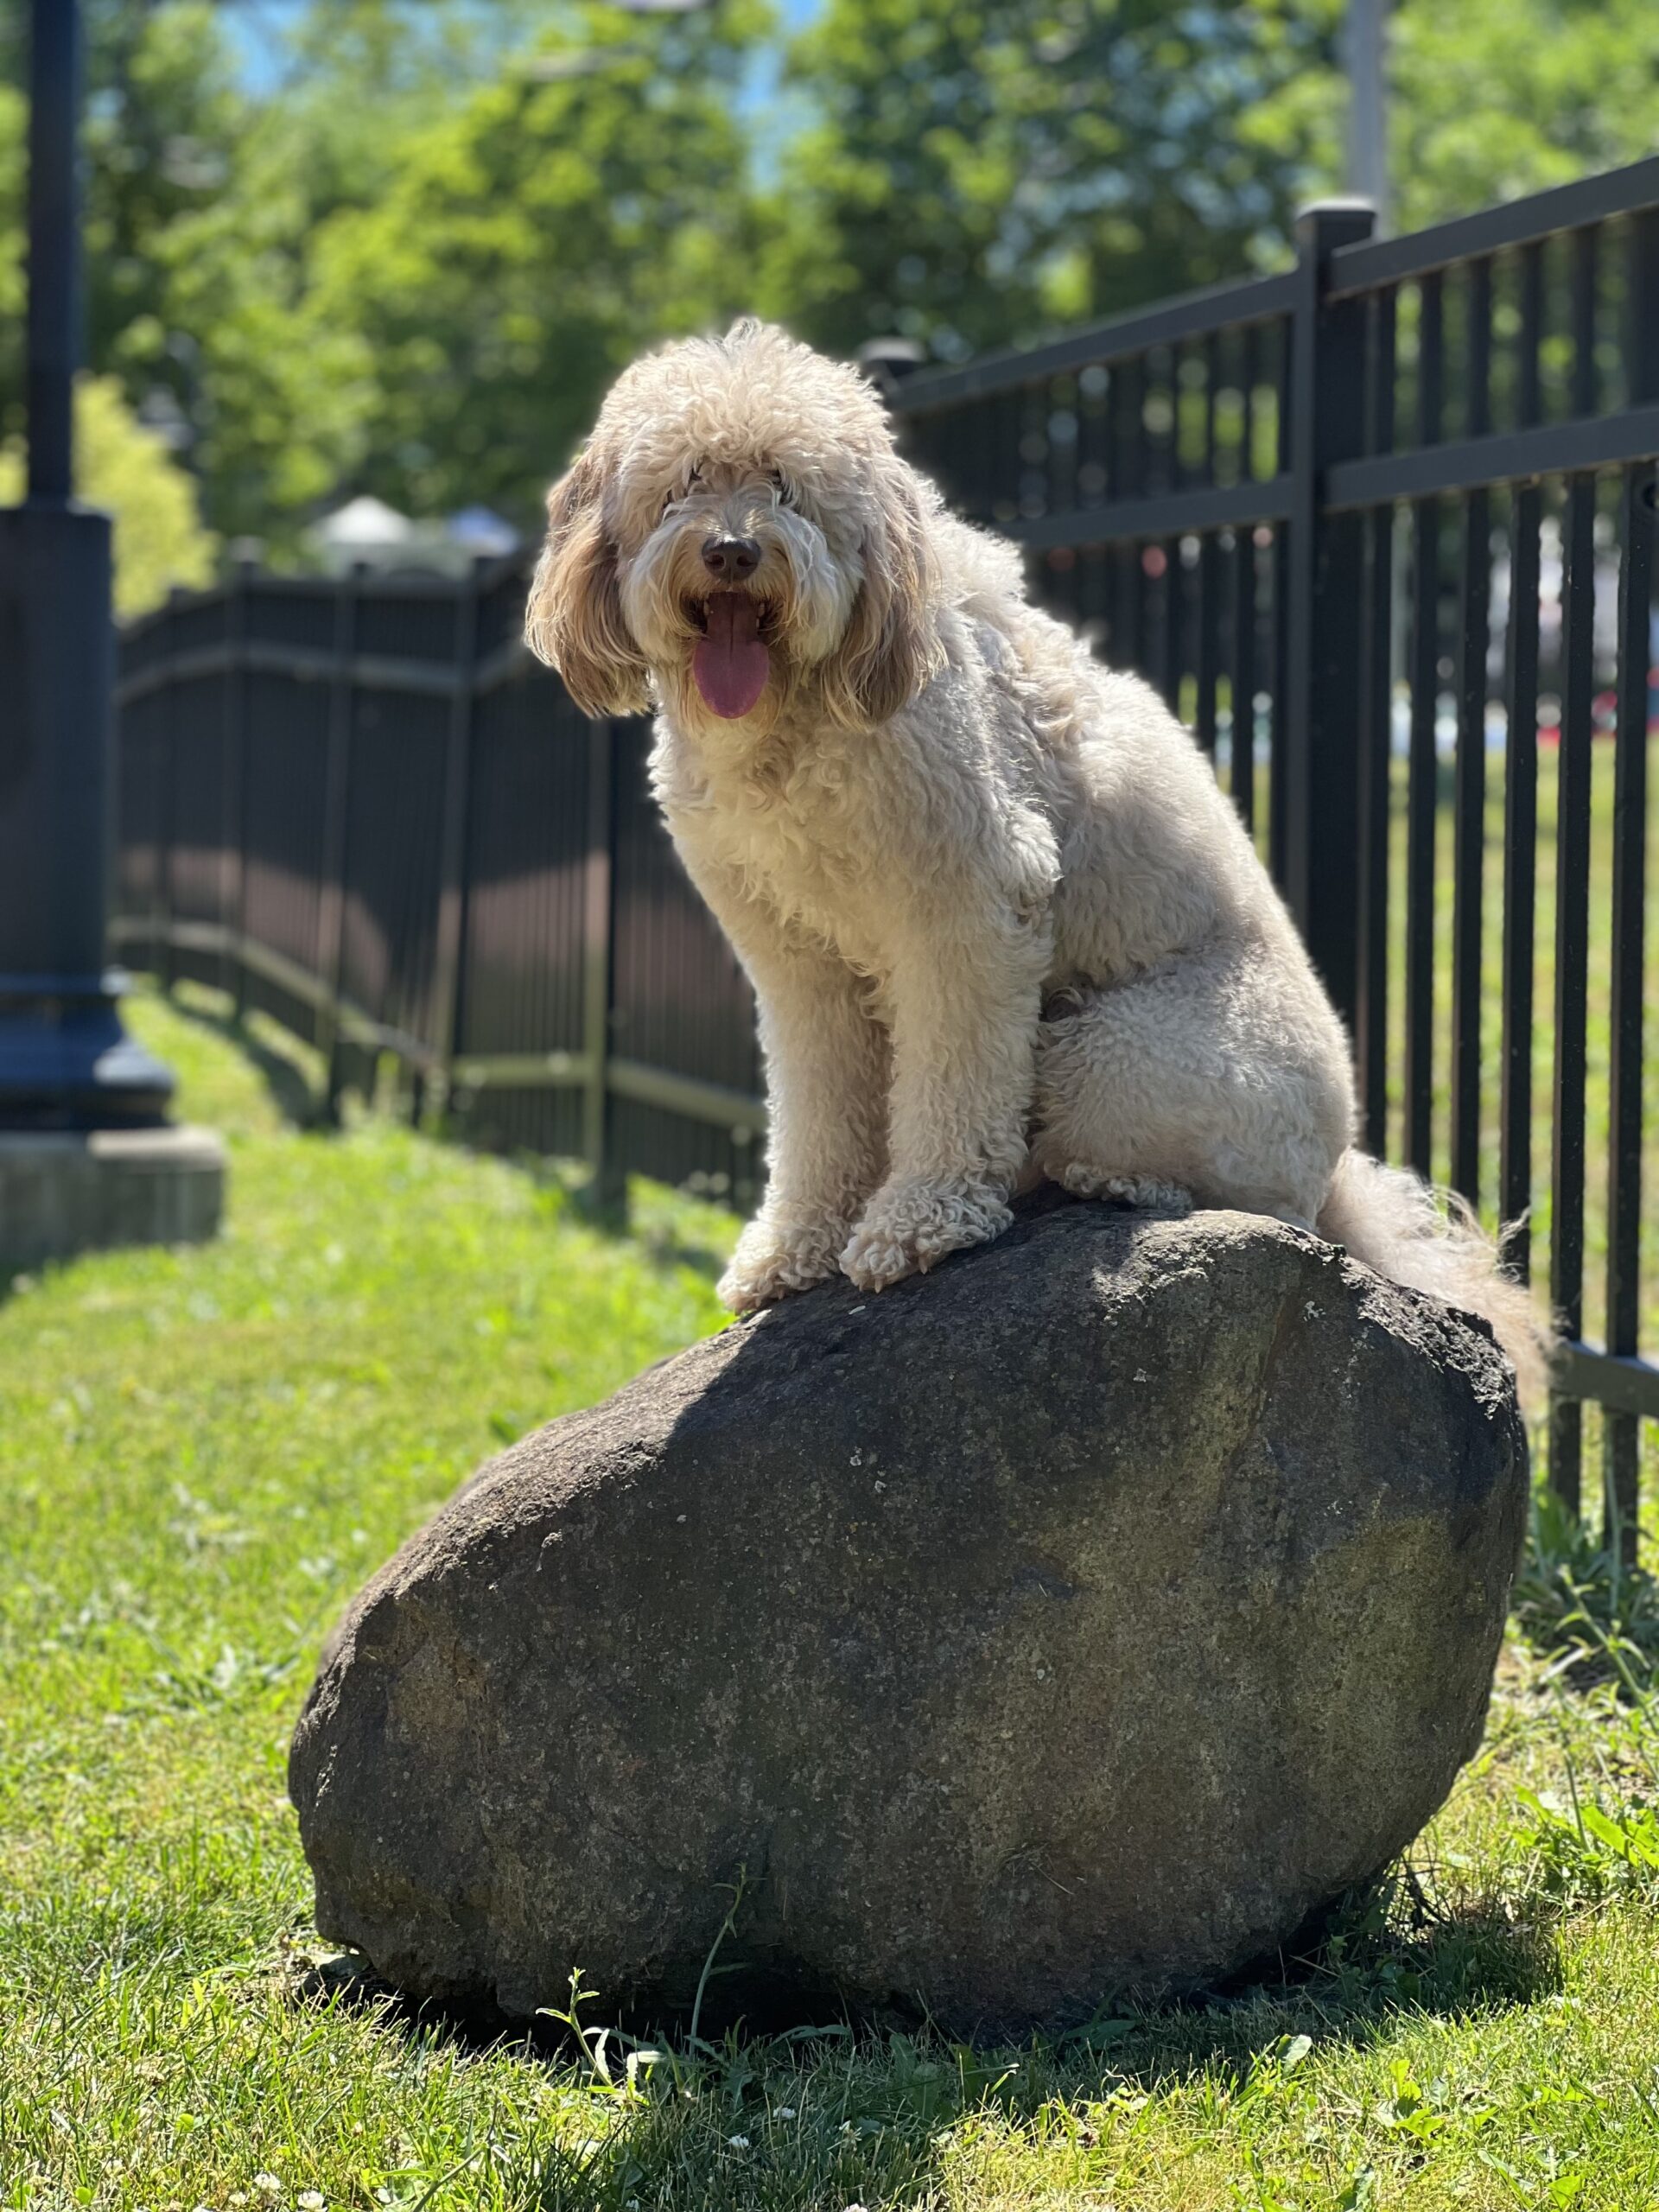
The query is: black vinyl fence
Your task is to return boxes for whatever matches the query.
[115,156,1659,1541]
[113,561,767,1211]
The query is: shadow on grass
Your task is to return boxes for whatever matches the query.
[283,1875,1560,2209]
[156,980,335,1133]
[620,1206,734,1286]
[156,978,741,1287]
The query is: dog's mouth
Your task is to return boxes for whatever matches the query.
[686,590,776,720]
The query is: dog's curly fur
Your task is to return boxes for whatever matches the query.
[527,320,1543,1392]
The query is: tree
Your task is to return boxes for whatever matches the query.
[9,0,1659,556]
[0,374,216,617]
[761,0,1659,366]
[304,2,771,524]
[1389,0,1659,232]
[0,1,372,543]
[3,1,772,544]
[761,0,1346,363]
[0,81,20,416]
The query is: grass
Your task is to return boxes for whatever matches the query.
[6,988,1659,2209]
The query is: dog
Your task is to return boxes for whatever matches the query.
[526,320,1541,1391]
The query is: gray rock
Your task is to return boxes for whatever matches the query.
[289,1202,1527,2037]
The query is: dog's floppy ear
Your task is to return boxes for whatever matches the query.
[820,458,945,731]
[524,443,652,718]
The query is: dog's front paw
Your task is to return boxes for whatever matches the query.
[840,1178,1013,1293]
[718,1213,849,1313]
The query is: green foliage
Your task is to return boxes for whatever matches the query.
[1516,1780,1659,1903]
[305,1,772,522]
[0,373,216,615]
[1390,0,1659,233]
[0,0,370,543]
[0,85,21,435]
[5,0,1659,557]
[1512,1489,1659,1676]
[763,0,1345,361]
[761,0,1659,363]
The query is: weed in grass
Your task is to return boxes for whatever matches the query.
[1511,1490,1659,1680]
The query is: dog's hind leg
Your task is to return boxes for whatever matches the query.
[1028,949,1351,1229]
[1054,1162,1194,1213]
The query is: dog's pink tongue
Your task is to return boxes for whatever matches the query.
[693,594,770,719]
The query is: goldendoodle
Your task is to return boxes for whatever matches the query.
[527,320,1538,1385]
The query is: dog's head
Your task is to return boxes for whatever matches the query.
[525,321,945,734]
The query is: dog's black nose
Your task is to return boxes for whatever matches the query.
[701,536,760,579]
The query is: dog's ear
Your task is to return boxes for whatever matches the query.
[823,457,946,734]
[820,460,945,731]
[524,444,652,718]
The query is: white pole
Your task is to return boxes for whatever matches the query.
[1345,0,1390,236]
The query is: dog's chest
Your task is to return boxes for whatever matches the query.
[725,800,889,960]
[669,753,897,973]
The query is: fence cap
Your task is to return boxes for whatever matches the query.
[1294,196,1377,248]
[1293,200,1378,264]
[1294,194,1377,220]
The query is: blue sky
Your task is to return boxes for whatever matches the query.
[226,0,823,185]
[228,0,823,96]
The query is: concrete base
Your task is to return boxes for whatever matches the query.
[0,1125,226,1278]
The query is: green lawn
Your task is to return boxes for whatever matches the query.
[5,988,1659,2210]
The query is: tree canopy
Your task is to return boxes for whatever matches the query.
[2,0,1656,588]
[304,2,769,522]
[762,0,1345,360]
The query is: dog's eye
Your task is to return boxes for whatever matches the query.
[769,468,795,506]
[664,467,703,517]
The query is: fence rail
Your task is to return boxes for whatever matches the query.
[115,156,1659,1545]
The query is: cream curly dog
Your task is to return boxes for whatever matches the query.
[527,320,1537,1383]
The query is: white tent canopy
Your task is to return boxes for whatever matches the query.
[307,497,519,577]
[313,495,415,551]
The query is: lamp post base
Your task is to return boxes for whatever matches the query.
[0,969,178,1131]
[0,1122,224,1279]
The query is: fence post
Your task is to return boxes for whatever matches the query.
[147,607,170,982]
[1282,199,1375,1037]
[582,716,623,1215]
[1601,206,1659,1558]
[315,564,359,1122]
[222,561,253,1020]
[157,584,186,995]
[427,560,484,1128]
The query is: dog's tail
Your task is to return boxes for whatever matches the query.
[1316,1148,1549,1404]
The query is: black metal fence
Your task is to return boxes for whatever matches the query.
[899,160,1659,1544]
[115,156,1659,1541]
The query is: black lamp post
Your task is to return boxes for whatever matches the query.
[0,0,175,1130]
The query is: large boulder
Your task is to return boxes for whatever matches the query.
[289,1202,1527,2037]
